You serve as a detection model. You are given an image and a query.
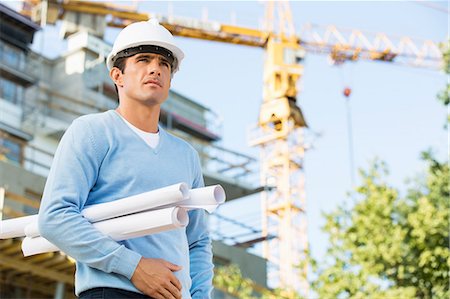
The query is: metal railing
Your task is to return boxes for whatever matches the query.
[171,132,258,185]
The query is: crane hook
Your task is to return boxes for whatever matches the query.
[343,87,352,98]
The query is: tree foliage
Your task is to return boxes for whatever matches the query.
[311,156,449,298]
[213,264,302,299]
[438,40,450,107]
[213,41,450,299]
[214,264,255,298]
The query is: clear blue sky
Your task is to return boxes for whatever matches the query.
[4,0,448,273]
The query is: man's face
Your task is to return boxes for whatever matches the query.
[112,53,172,106]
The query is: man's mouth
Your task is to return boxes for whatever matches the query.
[144,79,162,87]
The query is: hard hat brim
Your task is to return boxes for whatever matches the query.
[107,41,184,72]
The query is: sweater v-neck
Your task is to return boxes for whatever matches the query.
[110,110,164,154]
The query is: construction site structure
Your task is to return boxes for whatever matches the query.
[248,2,309,291]
[5,0,445,295]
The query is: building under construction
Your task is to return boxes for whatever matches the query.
[0,3,267,298]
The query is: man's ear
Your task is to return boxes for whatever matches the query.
[110,67,124,87]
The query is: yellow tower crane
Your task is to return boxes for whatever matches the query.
[249,1,309,293]
[22,0,443,294]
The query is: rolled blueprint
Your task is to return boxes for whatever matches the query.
[0,214,38,239]
[22,235,59,255]
[93,206,188,241]
[82,182,189,222]
[24,221,39,238]
[23,184,224,238]
[179,185,226,213]
[17,183,190,239]
[22,207,188,256]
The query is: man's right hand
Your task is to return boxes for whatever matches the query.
[131,257,182,299]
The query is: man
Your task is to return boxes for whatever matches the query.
[38,19,214,299]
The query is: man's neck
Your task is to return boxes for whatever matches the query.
[116,102,160,133]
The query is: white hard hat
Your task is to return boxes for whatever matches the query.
[106,19,184,73]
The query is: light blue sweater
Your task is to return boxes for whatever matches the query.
[38,110,213,298]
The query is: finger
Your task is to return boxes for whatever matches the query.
[165,280,182,299]
[169,274,182,291]
[158,287,176,299]
[164,261,182,271]
[151,291,166,299]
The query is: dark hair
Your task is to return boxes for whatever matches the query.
[112,56,128,102]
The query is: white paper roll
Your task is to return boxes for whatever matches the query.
[93,207,188,241]
[82,182,189,222]
[22,235,59,256]
[6,183,223,240]
[24,221,40,238]
[178,185,226,213]
[23,184,223,238]
[21,207,189,256]
[0,215,38,239]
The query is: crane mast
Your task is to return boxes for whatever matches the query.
[247,1,309,293]
[249,37,308,292]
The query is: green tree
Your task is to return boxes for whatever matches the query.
[213,264,303,298]
[311,156,449,298]
[438,40,450,107]
[213,264,255,298]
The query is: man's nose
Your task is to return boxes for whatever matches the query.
[148,60,161,76]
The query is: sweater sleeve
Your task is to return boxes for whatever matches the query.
[186,151,214,298]
[38,118,141,280]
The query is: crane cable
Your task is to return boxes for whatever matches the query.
[339,65,356,188]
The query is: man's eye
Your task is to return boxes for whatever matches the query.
[161,61,170,68]
[138,58,148,62]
